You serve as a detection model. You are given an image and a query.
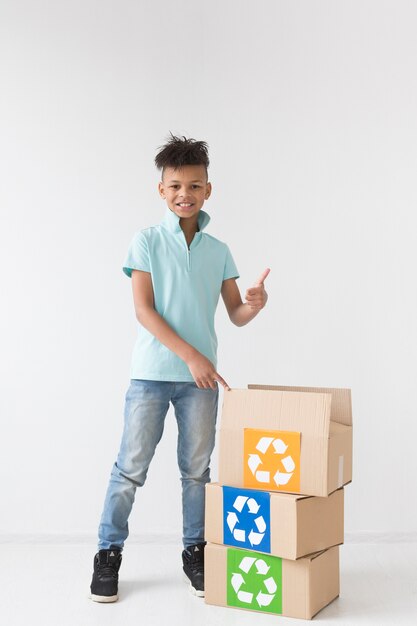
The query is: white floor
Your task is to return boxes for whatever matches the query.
[1,542,417,626]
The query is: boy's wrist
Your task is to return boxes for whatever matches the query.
[183,345,199,365]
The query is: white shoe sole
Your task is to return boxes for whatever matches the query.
[90,593,118,603]
[183,573,204,597]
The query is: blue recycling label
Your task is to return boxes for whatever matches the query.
[222,486,271,553]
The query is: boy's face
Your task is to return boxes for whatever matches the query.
[158,164,211,221]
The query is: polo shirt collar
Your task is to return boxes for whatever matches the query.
[162,207,211,234]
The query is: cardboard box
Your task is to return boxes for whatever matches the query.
[205,543,340,620]
[205,482,344,560]
[219,385,352,497]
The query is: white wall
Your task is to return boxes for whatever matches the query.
[1,0,416,541]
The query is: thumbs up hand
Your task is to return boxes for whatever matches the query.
[245,268,270,310]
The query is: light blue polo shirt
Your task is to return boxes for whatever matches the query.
[122,207,240,381]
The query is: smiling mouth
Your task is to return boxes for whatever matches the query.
[177,203,194,207]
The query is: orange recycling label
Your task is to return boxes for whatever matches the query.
[243,428,301,493]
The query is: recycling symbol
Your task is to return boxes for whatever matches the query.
[248,435,296,487]
[226,494,266,547]
[231,555,278,608]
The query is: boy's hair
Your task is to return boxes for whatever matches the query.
[155,132,210,181]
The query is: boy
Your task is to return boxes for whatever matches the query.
[90,133,269,602]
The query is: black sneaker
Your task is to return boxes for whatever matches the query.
[90,548,122,602]
[182,542,206,597]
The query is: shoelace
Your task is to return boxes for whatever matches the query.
[97,559,119,579]
[189,561,204,574]
[187,552,204,574]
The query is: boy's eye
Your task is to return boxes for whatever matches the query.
[170,184,200,189]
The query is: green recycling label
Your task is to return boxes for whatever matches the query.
[226,547,282,614]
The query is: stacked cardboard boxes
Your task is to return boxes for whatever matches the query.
[204,384,353,620]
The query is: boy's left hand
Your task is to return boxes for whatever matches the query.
[245,268,270,310]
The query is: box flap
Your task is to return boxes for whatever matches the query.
[248,384,352,426]
[222,388,331,438]
[308,549,327,561]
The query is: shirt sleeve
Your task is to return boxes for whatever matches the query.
[223,244,240,281]
[122,231,151,277]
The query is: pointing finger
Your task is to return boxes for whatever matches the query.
[215,373,231,391]
[253,267,270,286]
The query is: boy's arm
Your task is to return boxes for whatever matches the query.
[221,268,270,327]
[131,270,230,390]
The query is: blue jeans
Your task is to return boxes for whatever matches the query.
[98,379,219,550]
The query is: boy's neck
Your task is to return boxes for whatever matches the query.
[181,216,198,230]
[180,214,199,235]
[180,215,199,247]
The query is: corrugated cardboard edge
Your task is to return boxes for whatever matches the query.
[222,388,332,435]
[248,384,352,426]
